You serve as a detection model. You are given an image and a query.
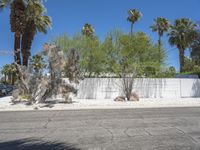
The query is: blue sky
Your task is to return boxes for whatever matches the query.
[0,0,199,71]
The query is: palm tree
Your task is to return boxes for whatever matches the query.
[191,30,200,65]
[30,54,46,73]
[21,0,51,66]
[168,18,197,72]
[150,18,169,49]
[8,63,17,84]
[1,63,17,84]
[0,0,27,64]
[0,0,51,66]
[127,9,142,35]
[1,64,9,83]
[150,17,170,64]
[82,23,94,37]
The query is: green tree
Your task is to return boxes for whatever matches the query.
[80,36,104,77]
[127,9,142,35]
[182,57,195,72]
[168,18,197,72]
[52,34,71,53]
[51,33,105,77]
[150,17,169,63]
[102,31,165,100]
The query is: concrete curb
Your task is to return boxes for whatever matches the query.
[1,96,200,112]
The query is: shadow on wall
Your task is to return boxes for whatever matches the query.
[78,78,98,99]
[134,78,167,98]
[0,138,80,150]
[192,80,200,97]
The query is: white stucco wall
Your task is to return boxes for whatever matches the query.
[76,78,200,99]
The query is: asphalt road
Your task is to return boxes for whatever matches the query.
[0,108,200,150]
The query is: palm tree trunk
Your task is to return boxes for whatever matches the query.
[21,33,31,66]
[8,73,11,84]
[4,74,7,83]
[21,21,35,66]
[131,23,133,36]
[158,35,161,64]
[11,74,15,85]
[179,47,185,73]
[23,49,31,66]
[14,31,21,65]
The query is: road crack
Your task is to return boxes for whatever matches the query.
[174,127,198,144]
[43,111,58,129]
[40,111,61,139]
[99,122,114,144]
[124,127,131,137]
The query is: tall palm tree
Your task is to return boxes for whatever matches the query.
[127,9,142,35]
[150,17,170,63]
[21,0,51,66]
[0,0,27,64]
[82,23,94,37]
[150,17,169,49]
[0,0,51,66]
[168,18,197,72]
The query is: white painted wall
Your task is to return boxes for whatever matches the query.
[76,78,200,99]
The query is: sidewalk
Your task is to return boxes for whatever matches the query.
[0,96,200,111]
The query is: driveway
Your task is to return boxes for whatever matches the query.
[0,108,200,150]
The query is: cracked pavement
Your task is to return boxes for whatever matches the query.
[0,107,200,150]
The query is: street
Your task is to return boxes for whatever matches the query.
[0,108,200,150]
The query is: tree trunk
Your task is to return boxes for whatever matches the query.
[21,21,35,66]
[23,50,31,66]
[21,33,31,66]
[14,32,21,65]
[8,73,11,84]
[11,74,15,85]
[4,74,7,83]
[131,23,133,36]
[158,35,161,64]
[179,47,185,73]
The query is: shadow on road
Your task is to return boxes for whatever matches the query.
[0,138,80,150]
